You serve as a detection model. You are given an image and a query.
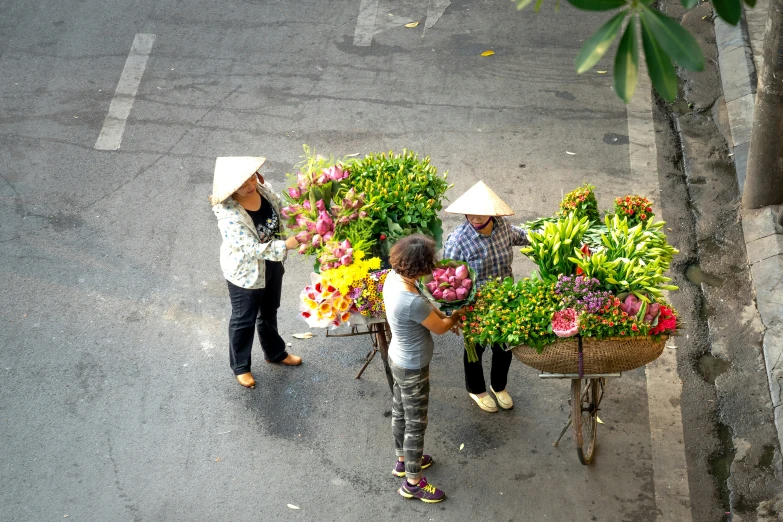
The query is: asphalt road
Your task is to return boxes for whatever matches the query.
[1,0,713,520]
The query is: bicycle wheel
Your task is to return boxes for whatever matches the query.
[571,378,599,465]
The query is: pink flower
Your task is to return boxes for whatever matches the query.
[455,265,468,280]
[456,287,468,300]
[341,240,351,250]
[323,231,333,242]
[316,173,329,185]
[295,231,310,243]
[287,187,301,199]
[312,234,322,247]
[340,254,353,266]
[316,199,326,212]
[552,308,579,338]
[325,165,346,181]
[359,211,368,219]
[349,212,358,221]
[442,289,457,302]
[297,173,309,190]
[280,207,291,219]
[303,200,311,211]
[461,279,472,290]
[298,244,308,255]
[432,288,444,300]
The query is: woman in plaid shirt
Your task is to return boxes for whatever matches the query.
[443,181,529,413]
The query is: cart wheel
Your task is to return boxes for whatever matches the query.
[571,378,599,465]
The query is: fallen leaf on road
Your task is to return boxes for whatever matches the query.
[480,50,494,57]
[596,417,604,424]
[292,333,314,339]
[345,153,360,157]
[405,21,420,28]
[287,504,301,510]
[596,70,607,74]
[215,457,221,462]
[566,151,576,155]
[459,443,465,451]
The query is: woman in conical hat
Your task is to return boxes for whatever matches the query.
[211,157,303,389]
[442,181,530,413]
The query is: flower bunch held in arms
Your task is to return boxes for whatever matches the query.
[554,274,612,313]
[418,260,477,312]
[322,250,381,295]
[346,270,389,318]
[557,184,599,222]
[299,273,352,328]
[343,150,451,258]
[614,195,654,227]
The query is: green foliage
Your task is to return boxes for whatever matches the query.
[521,213,592,282]
[463,277,560,353]
[569,214,680,299]
[512,0,748,103]
[614,20,639,103]
[557,184,600,221]
[344,150,451,256]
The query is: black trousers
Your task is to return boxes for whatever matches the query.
[463,343,513,395]
[226,261,288,375]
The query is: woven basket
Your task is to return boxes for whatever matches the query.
[511,336,667,374]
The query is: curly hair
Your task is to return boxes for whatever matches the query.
[389,234,436,279]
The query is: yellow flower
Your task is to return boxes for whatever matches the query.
[303,298,318,310]
[333,297,350,313]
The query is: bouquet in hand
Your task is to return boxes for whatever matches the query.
[417,259,477,312]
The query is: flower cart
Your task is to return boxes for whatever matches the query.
[281,147,451,390]
[463,186,679,465]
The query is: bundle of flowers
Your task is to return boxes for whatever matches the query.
[283,146,452,327]
[299,273,352,328]
[614,194,654,227]
[417,259,477,312]
[346,270,389,318]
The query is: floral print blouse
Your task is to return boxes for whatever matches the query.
[213,181,288,289]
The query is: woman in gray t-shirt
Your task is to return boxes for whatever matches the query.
[383,235,464,504]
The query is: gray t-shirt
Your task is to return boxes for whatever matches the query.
[384,271,435,370]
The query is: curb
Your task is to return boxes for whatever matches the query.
[714,10,783,453]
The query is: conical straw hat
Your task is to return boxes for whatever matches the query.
[209,156,266,206]
[444,180,515,216]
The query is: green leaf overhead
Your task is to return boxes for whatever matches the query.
[680,0,698,8]
[515,0,536,10]
[566,0,628,11]
[614,19,639,103]
[744,0,757,7]
[640,18,677,101]
[712,0,742,24]
[640,6,704,71]
[575,11,628,74]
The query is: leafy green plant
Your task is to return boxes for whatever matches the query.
[463,276,560,357]
[513,0,751,103]
[344,150,451,258]
[557,184,600,222]
[520,212,591,282]
[569,214,679,300]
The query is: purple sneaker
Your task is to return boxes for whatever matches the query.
[392,454,433,477]
[398,477,446,503]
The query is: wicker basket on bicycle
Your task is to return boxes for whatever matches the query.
[512,335,667,374]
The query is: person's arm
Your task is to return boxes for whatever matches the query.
[217,218,293,262]
[420,308,463,335]
[510,223,529,247]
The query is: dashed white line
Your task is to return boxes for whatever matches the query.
[95,33,155,151]
[353,0,379,46]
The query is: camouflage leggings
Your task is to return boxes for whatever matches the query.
[390,361,430,481]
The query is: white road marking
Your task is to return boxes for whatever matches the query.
[627,62,692,521]
[353,0,379,46]
[95,33,155,150]
[424,0,451,33]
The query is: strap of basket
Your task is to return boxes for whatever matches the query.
[578,335,584,379]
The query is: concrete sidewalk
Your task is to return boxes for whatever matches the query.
[714,4,783,456]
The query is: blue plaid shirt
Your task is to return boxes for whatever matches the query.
[443,217,529,287]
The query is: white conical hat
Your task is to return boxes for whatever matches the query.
[444,180,515,216]
[209,156,266,206]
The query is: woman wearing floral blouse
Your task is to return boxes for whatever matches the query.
[210,157,302,389]
[443,181,529,412]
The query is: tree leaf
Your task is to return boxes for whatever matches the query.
[680,0,697,8]
[481,50,495,56]
[575,10,628,73]
[744,0,756,7]
[640,18,677,101]
[640,6,704,71]
[712,0,742,24]
[404,21,420,28]
[614,20,639,103]
[534,0,545,11]
[566,0,628,11]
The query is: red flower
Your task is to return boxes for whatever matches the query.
[380,234,387,240]
[640,214,647,220]
[576,266,584,276]
[631,324,638,332]
[302,311,311,318]
[609,322,614,327]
